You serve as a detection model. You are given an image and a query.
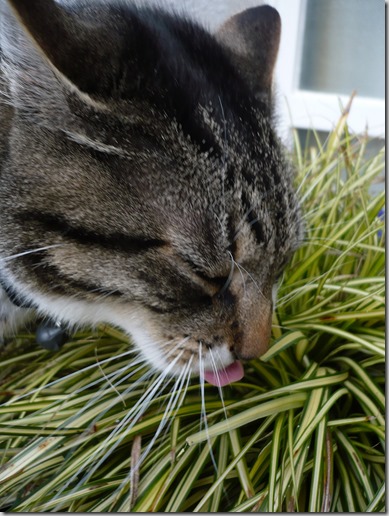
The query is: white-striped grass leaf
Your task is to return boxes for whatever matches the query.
[290,324,384,356]
[190,370,348,419]
[333,357,384,410]
[308,392,329,511]
[335,429,375,502]
[260,330,307,362]
[209,433,228,511]
[166,438,217,512]
[267,412,286,512]
[344,380,385,426]
[365,482,385,512]
[228,428,254,500]
[294,388,349,451]
[186,393,307,445]
[192,416,276,511]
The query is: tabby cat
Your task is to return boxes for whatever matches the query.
[0,0,301,387]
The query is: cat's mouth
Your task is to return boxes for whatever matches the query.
[202,360,244,387]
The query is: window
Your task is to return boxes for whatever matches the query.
[299,0,384,99]
[267,0,385,142]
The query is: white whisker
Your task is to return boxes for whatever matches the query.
[64,130,127,156]
[1,347,138,406]
[199,342,219,474]
[53,351,184,508]
[211,348,229,420]
[108,357,193,510]
[219,251,235,295]
[137,356,191,465]
[0,244,64,262]
[227,250,247,296]
[50,361,153,439]
[95,347,128,407]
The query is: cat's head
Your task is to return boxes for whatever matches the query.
[0,0,302,385]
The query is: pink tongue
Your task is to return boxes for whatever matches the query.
[203,360,244,387]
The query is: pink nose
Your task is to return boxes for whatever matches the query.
[233,300,272,361]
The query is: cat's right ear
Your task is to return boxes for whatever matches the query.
[6,0,122,98]
[215,5,281,100]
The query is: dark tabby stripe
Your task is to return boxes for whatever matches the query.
[17,250,125,300]
[241,191,267,245]
[17,212,166,254]
[0,276,36,308]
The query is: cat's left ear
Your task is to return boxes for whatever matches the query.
[6,0,122,98]
[215,5,281,100]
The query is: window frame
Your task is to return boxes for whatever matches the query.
[266,0,385,142]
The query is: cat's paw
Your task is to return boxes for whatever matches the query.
[0,286,36,343]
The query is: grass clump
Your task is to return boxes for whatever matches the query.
[0,113,385,512]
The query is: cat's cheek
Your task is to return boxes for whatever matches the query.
[0,275,173,373]
[0,276,236,378]
[114,319,172,373]
[0,273,173,373]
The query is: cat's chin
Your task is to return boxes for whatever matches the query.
[123,321,243,386]
[3,276,245,385]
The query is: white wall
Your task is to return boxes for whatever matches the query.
[141,0,264,30]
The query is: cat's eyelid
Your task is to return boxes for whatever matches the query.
[197,269,229,285]
[174,254,230,294]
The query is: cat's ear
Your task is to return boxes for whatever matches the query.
[6,0,121,98]
[215,5,281,99]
